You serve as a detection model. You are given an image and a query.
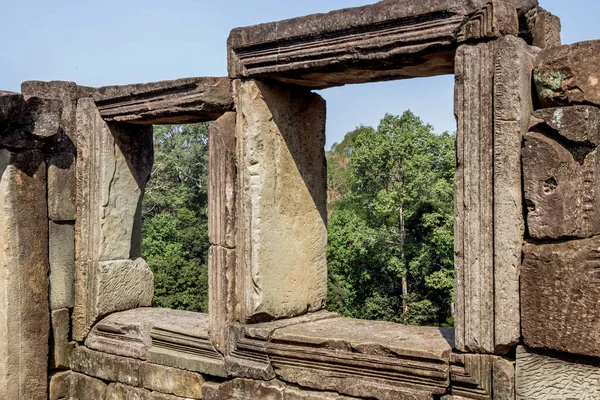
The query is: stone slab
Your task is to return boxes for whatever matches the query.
[228,0,534,88]
[48,153,76,221]
[492,36,537,353]
[51,308,75,369]
[234,79,327,322]
[516,346,600,399]
[522,237,600,358]
[0,149,49,400]
[534,40,600,107]
[80,77,233,124]
[523,131,600,239]
[208,245,236,355]
[49,221,75,309]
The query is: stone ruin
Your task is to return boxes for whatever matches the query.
[1,0,599,399]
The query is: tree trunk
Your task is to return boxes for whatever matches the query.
[400,203,408,317]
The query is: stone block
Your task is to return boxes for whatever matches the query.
[0,149,49,400]
[49,371,71,400]
[228,0,535,88]
[532,105,600,145]
[522,237,600,358]
[234,80,327,322]
[49,221,75,309]
[0,93,62,149]
[516,346,600,399]
[80,76,233,124]
[71,346,144,387]
[71,372,108,400]
[492,36,538,353]
[523,131,600,239]
[21,80,78,148]
[208,111,236,248]
[51,308,75,369]
[141,362,204,398]
[534,40,600,107]
[493,357,515,400]
[48,153,76,221]
[531,8,561,49]
[105,383,198,400]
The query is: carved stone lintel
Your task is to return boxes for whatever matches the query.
[228,0,534,88]
[79,77,233,124]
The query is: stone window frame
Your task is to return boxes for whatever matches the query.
[68,1,543,398]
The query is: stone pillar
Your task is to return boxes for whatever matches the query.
[233,80,327,323]
[0,149,49,399]
[208,111,238,354]
[73,98,154,341]
[455,37,537,354]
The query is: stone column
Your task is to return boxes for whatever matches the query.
[0,149,49,399]
[233,80,327,323]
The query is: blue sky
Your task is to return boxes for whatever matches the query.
[1,0,599,148]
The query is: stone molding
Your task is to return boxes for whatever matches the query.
[228,0,532,88]
[78,77,233,124]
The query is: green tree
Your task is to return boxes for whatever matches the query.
[326,111,455,326]
[141,123,211,312]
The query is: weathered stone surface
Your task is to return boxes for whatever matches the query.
[105,383,198,400]
[232,316,452,399]
[72,346,144,387]
[522,237,600,358]
[523,131,600,239]
[209,111,236,249]
[492,36,538,353]
[48,153,76,221]
[49,221,75,309]
[74,98,154,340]
[72,346,206,397]
[71,372,108,400]
[534,40,600,107]
[531,8,561,48]
[228,0,535,88]
[21,80,78,148]
[454,42,494,354]
[493,357,515,400]
[532,105,600,145]
[0,93,62,148]
[49,371,71,400]
[86,307,174,360]
[51,308,75,369]
[234,80,327,322]
[80,77,233,124]
[209,245,236,355]
[457,1,518,43]
[516,346,600,399]
[203,378,363,400]
[147,310,226,377]
[95,258,154,317]
[0,149,49,400]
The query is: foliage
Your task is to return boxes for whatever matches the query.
[141,123,211,312]
[326,111,455,326]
